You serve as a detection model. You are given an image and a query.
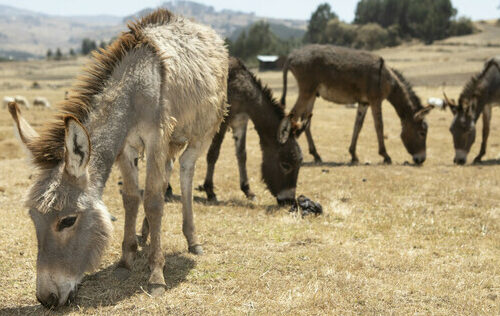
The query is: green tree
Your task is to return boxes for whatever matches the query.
[81,38,97,55]
[355,0,462,44]
[55,48,63,60]
[46,49,53,60]
[69,48,76,57]
[304,3,338,44]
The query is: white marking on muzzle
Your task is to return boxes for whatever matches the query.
[454,149,468,162]
[277,188,296,201]
[413,151,426,162]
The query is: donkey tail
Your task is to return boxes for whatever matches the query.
[280,58,290,107]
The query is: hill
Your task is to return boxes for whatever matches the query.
[0,1,306,59]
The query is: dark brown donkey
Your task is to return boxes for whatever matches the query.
[279,44,434,165]
[201,57,302,205]
[444,57,500,164]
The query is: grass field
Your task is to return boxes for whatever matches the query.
[0,29,499,315]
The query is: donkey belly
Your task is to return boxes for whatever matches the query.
[317,84,363,105]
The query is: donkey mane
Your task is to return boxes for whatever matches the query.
[459,58,500,108]
[231,58,285,119]
[26,9,174,169]
[391,68,423,112]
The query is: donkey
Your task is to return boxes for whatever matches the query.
[199,57,302,204]
[15,95,31,109]
[33,96,51,108]
[444,57,500,164]
[279,45,434,165]
[7,9,228,308]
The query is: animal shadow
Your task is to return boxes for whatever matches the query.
[472,158,500,166]
[75,250,195,308]
[0,251,195,314]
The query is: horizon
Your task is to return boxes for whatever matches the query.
[0,0,498,22]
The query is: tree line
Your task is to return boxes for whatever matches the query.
[230,0,475,63]
[47,1,476,63]
[46,38,111,60]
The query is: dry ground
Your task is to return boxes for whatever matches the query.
[0,30,499,315]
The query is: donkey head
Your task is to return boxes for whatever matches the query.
[400,105,433,165]
[259,115,303,205]
[8,102,112,308]
[443,93,476,164]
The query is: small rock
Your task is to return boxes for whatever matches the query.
[487,293,497,301]
[297,195,323,217]
[362,178,367,182]
[321,169,330,173]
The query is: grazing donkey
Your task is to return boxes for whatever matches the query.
[8,9,228,308]
[33,96,51,108]
[280,45,434,165]
[200,57,302,204]
[443,57,500,164]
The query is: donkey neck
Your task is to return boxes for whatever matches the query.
[387,80,418,121]
[85,83,132,194]
[464,71,500,121]
[244,90,284,147]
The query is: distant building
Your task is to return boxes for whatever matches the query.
[257,55,285,71]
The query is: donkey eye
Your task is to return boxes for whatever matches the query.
[280,162,292,172]
[57,216,77,231]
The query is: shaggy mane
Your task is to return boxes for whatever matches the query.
[231,58,285,119]
[391,68,423,112]
[459,58,500,108]
[26,9,174,169]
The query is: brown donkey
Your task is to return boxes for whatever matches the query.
[279,45,434,165]
[444,57,500,164]
[8,9,228,307]
[200,57,302,205]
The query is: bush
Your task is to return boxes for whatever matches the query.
[354,23,389,50]
[324,19,357,46]
[448,17,476,37]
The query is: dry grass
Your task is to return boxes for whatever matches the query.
[0,37,499,315]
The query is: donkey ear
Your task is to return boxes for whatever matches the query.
[64,116,91,178]
[442,92,458,114]
[7,102,39,155]
[277,116,292,144]
[414,105,434,120]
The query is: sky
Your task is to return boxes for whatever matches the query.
[0,0,498,22]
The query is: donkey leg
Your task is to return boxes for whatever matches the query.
[233,118,255,199]
[115,148,141,276]
[305,119,322,163]
[143,144,168,291]
[371,102,392,164]
[180,143,205,255]
[349,103,369,164]
[202,121,228,201]
[473,104,492,164]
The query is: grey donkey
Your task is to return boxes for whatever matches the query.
[7,9,228,308]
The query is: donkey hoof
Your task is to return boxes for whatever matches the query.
[246,193,256,201]
[350,158,359,166]
[313,156,323,164]
[113,266,131,281]
[188,245,204,255]
[207,194,217,202]
[383,157,392,165]
[149,284,166,297]
[473,157,482,165]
